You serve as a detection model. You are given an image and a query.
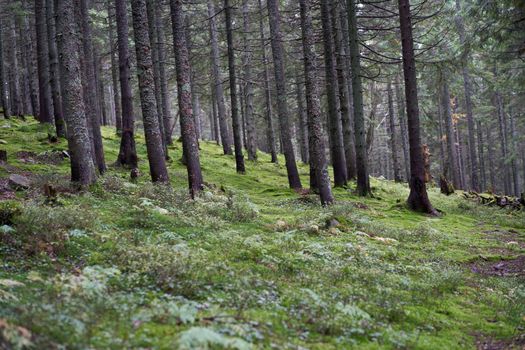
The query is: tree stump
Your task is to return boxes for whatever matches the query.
[439,175,454,195]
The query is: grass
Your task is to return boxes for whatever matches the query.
[0,118,524,349]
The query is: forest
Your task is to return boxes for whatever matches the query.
[0,0,524,348]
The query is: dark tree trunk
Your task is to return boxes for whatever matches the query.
[485,123,496,192]
[115,0,138,168]
[267,0,302,189]
[321,0,347,187]
[35,0,53,123]
[224,0,246,174]
[108,0,122,133]
[185,16,202,142]
[56,0,96,185]
[295,71,309,164]
[476,120,486,192]
[509,112,520,196]
[211,82,219,143]
[7,23,22,117]
[257,0,278,163]
[154,1,173,145]
[130,0,169,183]
[242,0,257,161]
[395,74,410,181]
[299,0,333,205]
[441,78,460,189]
[495,89,511,194]
[79,0,106,174]
[387,82,402,182]
[333,3,356,180]
[46,0,66,137]
[455,0,479,192]
[347,0,370,195]
[19,14,39,117]
[170,0,204,197]
[95,52,108,126]
[0,18,10,119]
[207,0,232,155]
[398,0,436,215]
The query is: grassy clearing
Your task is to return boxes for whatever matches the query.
[0,118,524,349]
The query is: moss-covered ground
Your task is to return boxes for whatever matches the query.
[0,118,524,349]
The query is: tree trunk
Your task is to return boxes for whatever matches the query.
[242,0,257,161]
[0,17,10,119]
[347,0,370,195]
[509,111,520,196]
[207,0,232,155]
[441,78,460,189]
[46,0,66,137]
[130,0,169,183]
[486,123,496,192]
[321,0,347,187]
[299,0,333,205]
[476,120,486,192]
[398,0,436,215]
[108,0,122,133]
[395,74,410,181]
[224,0,246,174]
[115,0,138,168]
[495,89,511,194]
[7,23,22,117]
[295,70,309,164]
[19,14,39,117]
[79,0,106,174]
[387,82,402,182]
[455,0,479,192]
[267,0,302,189]
[257,0,278,163]
[56,0,96,185]
[170,0,204,197]
[35,0,54,124]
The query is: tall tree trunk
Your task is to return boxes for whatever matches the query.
[46,0,66,137]
[207,0,232,155]
[20,14,39,117]
[398,0,436,214]
[387,82,402,182]
[7,23,22,117]
[509,111,520,196]
[154,1,173,145]
[267,0,302,189]
[455,0,479,192]
[242,0,257,161]
[115,0,138,168]
[224,0,246,174]
[295,71,309,164]
[185,16,202,142]
[441,78,460,189]
[79,0,106,174]
[0,18,10,119]
[108,0,122,134]
[485,124,496,193]
[211,82,219,144]
[494,90,511,194]
[321,0,347,187]
[347,0,370,195]
[35,0,53,124]
[476,120,486,192]
[130,0,169,183]
[395,74,410,181]
[257,0,278,163]
[299,0,333,205]
[170,0,204,197]
[56,0,96,185]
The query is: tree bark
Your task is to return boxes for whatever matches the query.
[387,82,402,182]
[170,0,204,197]
[115,0,138,168]
[35,0,54,123]
[299,0,333,205]
[107,0,122,133]
[207,0,232,155]
[242,0,257,161]
[398,0,436,214]
[486,123,496,192]
[267,0,302,189]
[295,71,309,164]
[441,77,460,189]
[347,0,370,195]
[7,22,22,117]
[257,0,278,163]
[56,0,96,185]
[0,17,10,119]
[476,120,486,192]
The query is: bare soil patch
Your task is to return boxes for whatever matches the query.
[470,256,525,277]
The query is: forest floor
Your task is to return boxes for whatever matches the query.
[0,118,524,350]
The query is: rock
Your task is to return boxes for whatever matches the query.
[8,174,31,189]
[153,206,169,215]
[307,225,320,234]
[326,218,340,228]
[275,220,287,231]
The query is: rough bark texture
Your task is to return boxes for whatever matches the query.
[295,72,309,164]
[267,0,302,189]
[242,0,257,161]
[130,0,169,183]
[441,78,461,189]
[46,0,66,137]
[258,0,278,163]
[7,23,22,117]
[207,0,232,155]
[35,0,53,123]
[398,0,436,215]
[56,0,96,185]
[0,18,11,119]
[299,0,333,205]
[170,0,204,197]
[108,0,122,133]
[321,0,347,187]
[455,0,479,192]
[387,82,402,182]
[395,73,410,181]
[495,89,511,194]
[347,0,370,195]
[224,0,246,174]
[115,0,138,168]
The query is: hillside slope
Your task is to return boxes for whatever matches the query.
[0,119,524,349]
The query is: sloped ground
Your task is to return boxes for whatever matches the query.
[0,118,524,349]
